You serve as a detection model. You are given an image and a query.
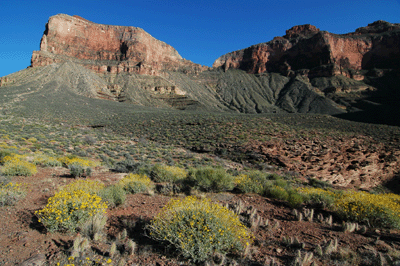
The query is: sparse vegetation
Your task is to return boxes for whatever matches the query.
[0,107,399,265]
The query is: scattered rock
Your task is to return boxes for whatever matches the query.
[19,254,46,266]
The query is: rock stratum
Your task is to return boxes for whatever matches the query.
[1,14,400,123]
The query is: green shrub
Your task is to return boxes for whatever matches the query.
[308,178,332,189]
[148,196,253,262]
[150,164,187,183]
[98,184,126,208]
[68,163,85,177]
[1,155,37,176]
[0,181,27,206]
[32,154,62,167]
[119,173,154,194]
[113,159,137,173]
[68,163,92,178]
[264,185,289,201]
[188,166,235,192]
[287,190,305,208]
[272,179,288,189]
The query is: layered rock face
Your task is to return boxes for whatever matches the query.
[213,21,400,79]
[31,14,207,75]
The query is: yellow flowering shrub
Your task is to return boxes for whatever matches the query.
[61,179,105,195]
[27,137,37,143]
[148,196,254,262]
[119,173,154,194]
[54,255,113,266]
[334,191,400,228]
[385,193,400,204]
[58,156,98,168]
[150,164,187,182]
[36,180,107,232]
[0,143,18,162]
[1,154,37,176]
[0,182,28,206]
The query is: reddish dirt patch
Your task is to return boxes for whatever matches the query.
[244,134,400,190]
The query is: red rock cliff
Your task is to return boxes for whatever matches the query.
[213,21,400,79]
[31,14,207,75]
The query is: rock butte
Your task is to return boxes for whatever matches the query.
[31,14,208,76]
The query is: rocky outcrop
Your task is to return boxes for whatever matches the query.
[213,21,400,79]
[14,16,399,119]
[31,14,207,75]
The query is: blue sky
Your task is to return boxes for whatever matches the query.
[1,0,400,77]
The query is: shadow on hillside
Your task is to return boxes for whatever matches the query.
[334,104,400,127]
[383,175,400,194]
[333,70,400,127]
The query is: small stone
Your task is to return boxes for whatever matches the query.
[20,254,46,266]
[274,248,283,254]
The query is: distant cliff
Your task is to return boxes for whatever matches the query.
[213,20,400,80]
[0,15,392,122]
